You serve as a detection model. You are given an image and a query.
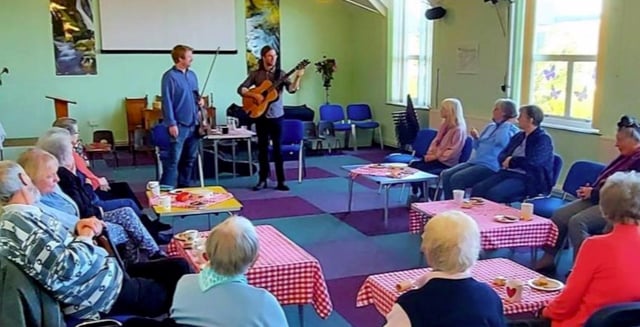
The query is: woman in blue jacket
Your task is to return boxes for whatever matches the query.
[471,105,555,203]
[440,99,519,200]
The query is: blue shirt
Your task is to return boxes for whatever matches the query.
[40,186,81,222]
[468,121,518,171]
[171,274,288,327]
[161,66,200,127]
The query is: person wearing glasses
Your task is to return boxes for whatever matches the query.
[535,115,640,272]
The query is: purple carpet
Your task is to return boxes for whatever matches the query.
[335,207,410,236]
[271,167,337,181]
[239,196,324,219]
[353,176,380,190]
[327,275,386,326]
[348,149,392,164]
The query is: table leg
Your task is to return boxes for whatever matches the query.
[207,214,212,230]
[383,184,390,227]
[298,305,304,327]
[231,141,237,178]
[530,247,538,266]
[422,181,429,202]
[347,178,354,213]
[214,140,219,185]
[247,138,253,176]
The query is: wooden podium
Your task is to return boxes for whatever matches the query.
[45,96,77,118]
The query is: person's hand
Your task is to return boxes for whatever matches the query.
[501,156,512,169]
[424,154,437,162]
[198,97,205,108]
[169,125,179,138]
[76,218,104,238]
[252,93,264,104]
[98,177,110,191]
[577,183,593,199]
[295,69,305,78]
[470,128,479,139]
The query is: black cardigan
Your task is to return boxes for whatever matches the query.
[56,167,103,219]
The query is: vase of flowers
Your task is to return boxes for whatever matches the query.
[315,57,337,104]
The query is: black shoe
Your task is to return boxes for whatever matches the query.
[275,183,289,191]
[148,251,168,261]
[152,220,172,232]
[253,180,267,191]
[154,232,173,245]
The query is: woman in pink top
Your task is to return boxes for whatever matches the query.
[410,98,467,198]
[511,171,640,327]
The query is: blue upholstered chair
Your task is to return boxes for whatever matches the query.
[502,153,564,204]
[431,137,474,200]
[525,160,605,218]
[319,104,356,151]
[346,103,382,150]
[270,119,306,183]
[384,128,437,164]
[150,124,204,187]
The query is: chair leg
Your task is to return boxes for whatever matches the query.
[351,124,358,151]
[197,153,205,187]
[298,146,303,183]
[378,127,384,150]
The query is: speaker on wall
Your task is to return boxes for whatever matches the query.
[425,6,447,20]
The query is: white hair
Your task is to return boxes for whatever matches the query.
[421,210,480,273]
[0,161,27,206]
[17,148,59,191]
[205,215,259,276]
[36,128,74,168]
[600,171,640,224]
[441,98,467,130]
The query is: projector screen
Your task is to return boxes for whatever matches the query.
[98,0,237,53]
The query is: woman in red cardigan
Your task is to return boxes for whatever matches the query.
[511,171,640,327]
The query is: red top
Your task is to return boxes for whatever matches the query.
[543,224,640,327]
[73,151,101,190]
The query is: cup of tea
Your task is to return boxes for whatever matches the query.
[182,229,200,242]
[505,279,524,303]
[159,195,172,210]
[521,202,534,221]
[147,181,160,196]
[453,189,465,204]
[221,126,229,134]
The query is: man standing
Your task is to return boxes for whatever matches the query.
[238,45,304,191]
[160,44,203,188]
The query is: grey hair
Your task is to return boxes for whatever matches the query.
[52,117,79,135]
[617,127,640,143]
[495,98,517,119]
[0,161,26,206]
[205,215,259,276]
[421,210,481,273]
[36,128,74,168]
[599,171,640,224]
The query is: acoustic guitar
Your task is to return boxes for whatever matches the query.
[242,59,310,118]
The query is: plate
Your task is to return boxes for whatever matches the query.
[494,215,520,223]
[527,277,564,292]
[168,189,183,194]
[469,197,486,205]
[385,163,408,169]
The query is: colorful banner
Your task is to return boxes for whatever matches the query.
[245,0,281,72]
[50,0,97,75]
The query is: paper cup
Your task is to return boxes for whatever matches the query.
[159,195,172,210]
[521,203,534,221]
[505,279,524,303]
[147,181,160,196]
[453,189,465,204]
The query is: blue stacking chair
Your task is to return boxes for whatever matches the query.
[150,124,204,187]
[346,103,383,150]
[526,160,605,218]
[270,119,306,183]
[384,128,437,164]
[584,302,640,327]
[431,137,474,200]
[502,153,564,204]
[319,104,356,151]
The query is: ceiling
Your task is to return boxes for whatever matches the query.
[343,0,388,16]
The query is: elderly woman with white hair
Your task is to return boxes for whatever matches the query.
[385,211,505,327]
[35,128,164,263]
[169,216,287,326]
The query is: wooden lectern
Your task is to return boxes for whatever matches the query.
[45,96,77,118]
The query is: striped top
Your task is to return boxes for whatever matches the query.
[0,204,123,319]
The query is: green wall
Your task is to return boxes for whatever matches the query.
[0,0,357,146]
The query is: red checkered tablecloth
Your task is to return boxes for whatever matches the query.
[167,225,333,319]
[409,200,558,249]
[356,258,559,316]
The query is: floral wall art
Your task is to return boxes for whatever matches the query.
[245,0,281,72]
[50,0,97,75]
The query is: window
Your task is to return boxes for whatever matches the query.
[519,0,603,130]
[388,0,433,108]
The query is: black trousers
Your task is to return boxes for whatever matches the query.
[108,257,193,317]
[255,116,285,183]
[95,182,143,210]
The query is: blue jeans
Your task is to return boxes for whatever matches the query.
[160,125,200,188]
[98,198,143,217]
[471,170,527,203]
[441,163,495,200]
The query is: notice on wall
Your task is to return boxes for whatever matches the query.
[456,43,479,75]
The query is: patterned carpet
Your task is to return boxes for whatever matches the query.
[95,148,572,327]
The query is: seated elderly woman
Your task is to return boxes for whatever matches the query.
[35,128,164,263]
[440,98,519,200]
[410,98,468,199]
[471,105,555,203]
[0,160,192,320]
[535,115,640,271]
[17,148,129,246]
[385,210,505,326]
[53,117,171,234]
[510,171,640,327]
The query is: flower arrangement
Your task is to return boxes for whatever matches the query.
[315,57,337,103]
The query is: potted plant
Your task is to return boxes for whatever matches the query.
[315,57,337,104]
